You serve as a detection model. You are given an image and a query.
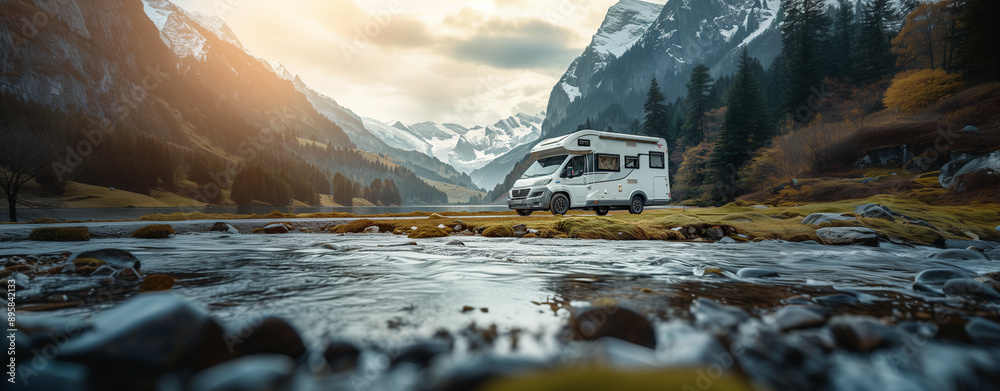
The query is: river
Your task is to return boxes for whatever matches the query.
[5,232,1000,390]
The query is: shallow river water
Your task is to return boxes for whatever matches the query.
[5,233,1000,390]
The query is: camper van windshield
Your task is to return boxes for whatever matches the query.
[521,156,568,178]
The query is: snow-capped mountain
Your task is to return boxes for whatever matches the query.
[542,0,785,137]
[545,0,663,131]
[362,113,545,178]
[141,0,243,60]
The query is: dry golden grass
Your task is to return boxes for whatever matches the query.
[28,227,91,242]
[408,227,451,239]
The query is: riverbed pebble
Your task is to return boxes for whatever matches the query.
[814,294,860,306]
[773,307,827,331]
[189,354,297,391]
[324,341,360,372]
[829,316,897,352]
[915,268,978,285]
[75,249,141,271]
[737,268,780,279]
[210,222,240,234]
[930,249,989,261]
[965,317,1000,345]
[942,279,1000,301]
[691,298,749,333]
[263,223,290,234]
[569,306,656,349]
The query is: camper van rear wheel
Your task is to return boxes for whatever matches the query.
[516,209,533,217]
[629,196,644,215]
[594,207,610,216]
[550,194,569,216]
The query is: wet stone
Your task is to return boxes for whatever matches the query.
[446,240,466,246]
[816,227,879,247]
[90,265,116,277]
[189,354,297,391]
[75,249,141,271]
[391,340,452,368]
[965,318,1000,345]
[915,269,978,286]
[931,249,988,261]
[737,268,779,279]
[802,213,857,225]
[569,306,656,349]
[942,279,1000,302]
[512,224,528,238]
[58,293,220,371]
[364,226,380,234]
[263,223,290,234]
[814,294,860,306]
[5,360,89,391]
[854,203,895,221]
[718,237,737,244]
[829,316,898,352]
[232,316,307,359]
[691,298,749,332]
[911,282,946,297]
[210,222,239,234]
[324,341,360,372]
[774,307,827,332]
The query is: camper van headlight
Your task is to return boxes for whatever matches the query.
[532,178,552,187]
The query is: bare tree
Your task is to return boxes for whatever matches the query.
[0,124,53,222]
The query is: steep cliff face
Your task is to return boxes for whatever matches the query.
[542,0,783,137]
[545,0,663,129]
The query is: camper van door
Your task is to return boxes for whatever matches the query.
[562,155,588,207]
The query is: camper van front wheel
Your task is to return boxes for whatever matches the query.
[595,207,610,216]
[629,196,645,215]
[550,194,570,216]
[516,210,533,217]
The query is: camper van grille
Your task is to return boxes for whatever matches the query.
[511,189,530,199]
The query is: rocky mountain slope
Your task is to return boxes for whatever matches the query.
[542,0,784,137]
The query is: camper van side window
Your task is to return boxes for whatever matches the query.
[625,156,640,169]
[649,152,665,169]
[596,154,620,172]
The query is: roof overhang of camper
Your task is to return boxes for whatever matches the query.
[530,130,660,159]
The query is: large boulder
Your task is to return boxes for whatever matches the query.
[854,204,895,221]
[802,213,857,225]
[940,150,1000,189]
[816,227,879,247]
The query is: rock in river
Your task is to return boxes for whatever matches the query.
[231,316,307,359]
[773,307,827,332]
[324,341,360,372]
[189,354,297,391]
[569,306,656,349]
[59,293,226,371]
[211,222,239,234]
[691,298,749,332]
[829,316,899,352]
[74,249,141,271]
[915,269,978,286]
[930,249,988,261]
[965,317,1000,345]
[737,268,779,279]
[816,227,879,247]
[802,213,857,225]
[942,279,1000,301]
[263,223,290,234]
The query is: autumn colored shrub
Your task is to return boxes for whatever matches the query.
[884,69,964,113]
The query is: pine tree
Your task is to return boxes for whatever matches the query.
[642,78,670,139]
[683,65,714,146]
[830,0,856,78]
[953,0,1000,82]
[781,0,832,114]
[709,49,772,201]
[853,0,898,83]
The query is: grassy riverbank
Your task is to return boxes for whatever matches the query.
[129,195,1000,247]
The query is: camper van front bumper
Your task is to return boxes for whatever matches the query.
[507,188,552,210]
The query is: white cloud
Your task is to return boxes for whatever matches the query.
[170,0,667,125]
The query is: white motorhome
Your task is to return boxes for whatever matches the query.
[507,130,671,216]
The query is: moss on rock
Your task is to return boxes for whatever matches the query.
[482,225,516,238]
[408,227,450,239]
[28,227,90,242]
[131,224,175,239]
[141,274,176,292]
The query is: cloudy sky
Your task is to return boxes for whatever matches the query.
[171,0,666,126]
